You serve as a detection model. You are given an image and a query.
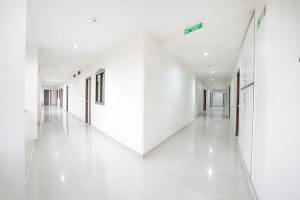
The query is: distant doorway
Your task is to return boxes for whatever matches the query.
[44,90,52,106]
[59,89,63,108]
[236,71,240,137]
[203,89,207,111]
[85,77,91,124]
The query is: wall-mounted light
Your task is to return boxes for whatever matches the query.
[60,174,65,183]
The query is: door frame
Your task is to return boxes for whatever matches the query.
[203,89,207,111]
[236,70,240,137]
[85,77,92,124]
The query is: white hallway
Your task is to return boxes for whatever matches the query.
[26,106,253,200]
[1,1,300,200]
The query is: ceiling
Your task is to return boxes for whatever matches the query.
[27,0,255,87]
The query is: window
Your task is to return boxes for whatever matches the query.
[95,68,105,104]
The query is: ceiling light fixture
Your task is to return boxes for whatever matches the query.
[211,78,215,81]
[211,70,215,74]
[91,17,97,22]
[73,45,77,49]
[60,65,63,69]
[204,52,208,56]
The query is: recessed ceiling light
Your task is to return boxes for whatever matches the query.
[204,52,208,56]
[211,70,215,73]
[73,45,77,49]
[211,78,215,81]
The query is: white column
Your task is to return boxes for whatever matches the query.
[0,0,27,199]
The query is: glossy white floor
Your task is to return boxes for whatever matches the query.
[26,106,254,200]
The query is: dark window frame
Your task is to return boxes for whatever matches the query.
[95,68,105,105]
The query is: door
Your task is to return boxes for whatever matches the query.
[44,90,52,106]
[66,86,68,111]
[203,89,207,111]
[229,86,231,117]
[236,70,240,137]
[85,77,91,124]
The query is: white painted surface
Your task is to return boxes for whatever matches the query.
[252,1,300,199]
[29,0,254,89]
[52,90,58,106]
[144,36,197,153]
[229,1,300,199]
[229,14,255,177]
[68,36,144,154]
[251,2,269,199]
[239,87,254,175]
[25,45,39,166]
[26,107,254,200]
[212,92,224,107]
[0,0,26,199]
[238,16,255,176]
[195,79,204,115]
[230,72,238,131]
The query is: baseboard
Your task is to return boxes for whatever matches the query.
[68,112,85,123]
[142,117,197,159]
[25,139,37,185]
[67,111,198,160]
[234,138,259,200]
[68,111,143,159]
[91,125,144,159]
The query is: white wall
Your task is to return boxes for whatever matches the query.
[52,89,58,106]
[250,2,269,199]
[212,91,224,107]
[207,89,211,109]
[230,1,300,199]
[252,1,300,200]
[68,36,145,154]
[0,0,26,199]
[63,85,68,110]
[195,79,204,115]
[67,33,200,155]
[24,45,39,167]
[229,10,255,180]
[143,35,197,153]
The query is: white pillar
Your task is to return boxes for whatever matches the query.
[0,0,27,199]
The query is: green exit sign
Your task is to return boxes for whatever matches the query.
[184,23,203,35]
[257,6,266,29]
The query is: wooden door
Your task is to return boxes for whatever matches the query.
[236,71,240,137]
[203,90,207,111]
[44,90,52,106]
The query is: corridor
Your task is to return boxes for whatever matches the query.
[26,107,254,200]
